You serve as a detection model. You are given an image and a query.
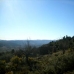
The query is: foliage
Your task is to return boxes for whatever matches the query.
[0,60,6,74]
[38,35,74,55]
[0,36,74,74]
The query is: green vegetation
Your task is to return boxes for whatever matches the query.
[0,36,74,74]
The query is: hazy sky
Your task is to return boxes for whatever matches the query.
[0,0,74,40]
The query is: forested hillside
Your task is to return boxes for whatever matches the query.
[0,36,74,74]
[38,35,74,55]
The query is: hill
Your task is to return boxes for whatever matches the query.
[38,35,74,55]
[0,40,52,47]
[0,36,74,74]
[0,40,52,52]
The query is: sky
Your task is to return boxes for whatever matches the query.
[0,0,74,40]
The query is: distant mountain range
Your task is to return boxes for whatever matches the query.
[0,40,53,48]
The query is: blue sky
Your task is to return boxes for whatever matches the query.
[0,0,74,40]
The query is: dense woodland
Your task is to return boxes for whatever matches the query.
[0,35,74,74]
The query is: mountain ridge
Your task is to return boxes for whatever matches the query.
[0,40,53,48]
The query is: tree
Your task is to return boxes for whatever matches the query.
[24,40,33,65]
